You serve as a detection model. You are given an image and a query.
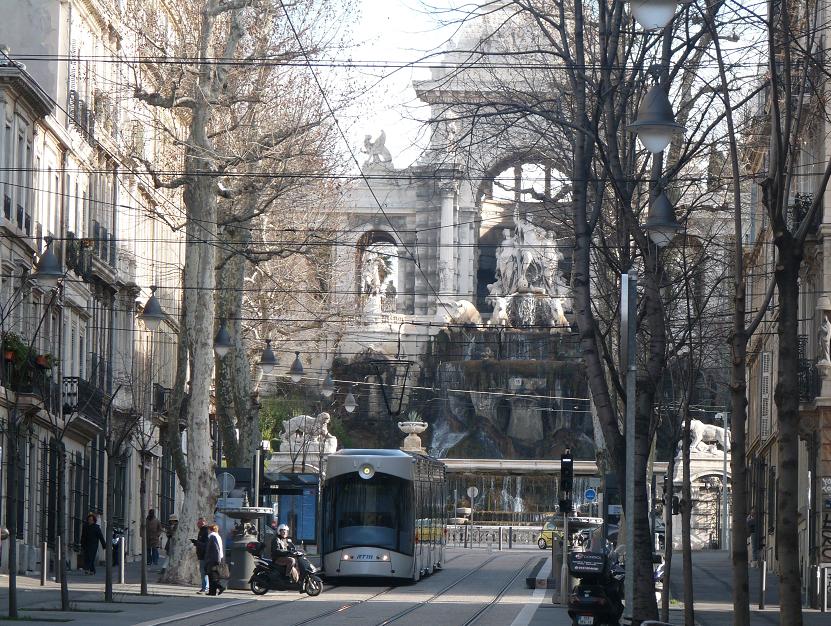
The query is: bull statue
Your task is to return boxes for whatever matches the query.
[680,418,731,454]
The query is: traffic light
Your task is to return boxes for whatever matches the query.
[560,449,573,494]
[672,496,680,515]
[559,498,573,514]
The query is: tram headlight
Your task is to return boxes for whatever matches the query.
[358,463,375,479]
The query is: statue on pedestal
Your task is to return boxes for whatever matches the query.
[817,296,831,365]
[678,418,730,456]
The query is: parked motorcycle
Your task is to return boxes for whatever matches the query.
[245,541,323,597]
[566,551,624,626]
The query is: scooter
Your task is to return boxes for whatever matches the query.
[566,551,624,626]
[245,541,323,597]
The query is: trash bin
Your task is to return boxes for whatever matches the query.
[226,534,257,590]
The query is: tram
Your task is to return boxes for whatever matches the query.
[321,449,447,581]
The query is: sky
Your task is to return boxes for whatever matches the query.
[342,0,462,168]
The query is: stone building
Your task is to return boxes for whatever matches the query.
[0,0,183,574]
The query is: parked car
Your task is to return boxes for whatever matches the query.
[536,520,563,550]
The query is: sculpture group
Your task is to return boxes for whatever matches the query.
[679,418,731,456]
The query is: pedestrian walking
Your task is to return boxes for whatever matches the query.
[205,523,226,596]
[191,517,210,593]
[146,509,162,566]
[80,513,105,575]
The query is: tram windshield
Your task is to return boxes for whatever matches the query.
[323,473,414,555]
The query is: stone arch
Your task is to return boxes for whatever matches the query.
[355,229,400,314]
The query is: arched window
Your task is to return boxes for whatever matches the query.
[357,231,398,313]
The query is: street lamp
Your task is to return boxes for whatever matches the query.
[32,238,64,287]
[289,351,304,383]
[259,339,277,374]
[138,286,165,332]
[630,0,678,31]
[213,320,232,358]
[629,84,683,154]
[344,386,357,413]
[321,370,335,398]
[644,191,682,247]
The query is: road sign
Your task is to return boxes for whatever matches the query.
[584,488,597,502]
[467,486,479,499]
[219,472,236,496]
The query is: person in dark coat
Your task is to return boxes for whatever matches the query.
[191,517,210,593]
[80,513,105,574]
[204,523,225,596]
[146,509,162,566]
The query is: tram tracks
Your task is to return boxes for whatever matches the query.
[188,551,477,626]
[376,554,535,626]
[284,551,473,626]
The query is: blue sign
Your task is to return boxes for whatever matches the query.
[584,488,597,503]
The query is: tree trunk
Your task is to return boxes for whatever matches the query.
[633,393,659,622]
[166,297,189,490]
[6,416,19,618]
[162,6,222,581]
[661,452,676,623]
[681,415,694,626]
[773,249,803,625]
[104,454,115,602]
[730,294,751,626]
[140,468,148,595]
[57,444,68,611]
[216,224,258,468]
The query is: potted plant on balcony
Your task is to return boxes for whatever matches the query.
[34,353,52,369]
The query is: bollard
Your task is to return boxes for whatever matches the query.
[823,566,829,612]
[498,527,503,551]
[40,542,47,585]
[509,526,513,549]
[759,559,767,610]
[118,538,125,584]
[55,537,61,583]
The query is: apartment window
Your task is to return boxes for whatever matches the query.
[2,123,10,220]
[160,447,176,523]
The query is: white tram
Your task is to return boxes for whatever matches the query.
[321,449,447,581]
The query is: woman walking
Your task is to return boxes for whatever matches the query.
[80,513,105,575]
[204,523,225,596]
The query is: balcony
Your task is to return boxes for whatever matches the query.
[63,376,107,428]
[798,361,820,402]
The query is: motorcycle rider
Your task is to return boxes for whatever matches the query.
[271,523,299,583]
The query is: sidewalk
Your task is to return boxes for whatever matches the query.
[667,550,827,625]
[0,560,258,625]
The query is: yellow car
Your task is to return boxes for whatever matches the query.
[536,521,563,550]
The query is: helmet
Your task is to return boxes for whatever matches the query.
[277,524,289,533]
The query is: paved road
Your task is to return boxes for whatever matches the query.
[0,548,566,626]
[163,550,546,626]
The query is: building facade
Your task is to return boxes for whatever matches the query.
[0,0,183,574]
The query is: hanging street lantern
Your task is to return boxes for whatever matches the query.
[344,386,357,413]
[630,0,678,31]
[260,339,277,374]
[321,370,335,398]
[289,351,304,383]
[629,84,683,154]
[213,320,232,358]
[138,286,166,332]
[644,191,682,247]
[32,238,64,287]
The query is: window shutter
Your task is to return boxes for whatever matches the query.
[760,351,771,439]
